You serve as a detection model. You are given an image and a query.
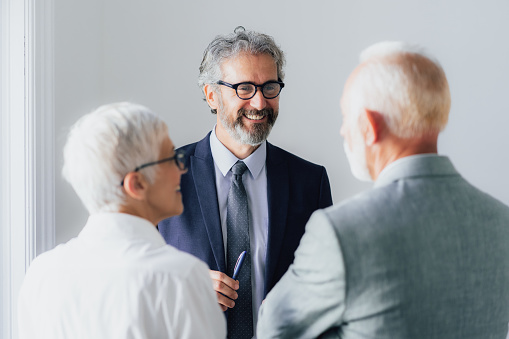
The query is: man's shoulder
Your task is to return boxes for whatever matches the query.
[319,183,411,234]
[323,173,509,231]
[323,189,380,220]
[178,142,198,152]
[176,133,211,157]
[267,142,325,170]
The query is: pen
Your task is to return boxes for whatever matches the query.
[232,251,247,280]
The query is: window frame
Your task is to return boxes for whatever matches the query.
[1,1,55,338]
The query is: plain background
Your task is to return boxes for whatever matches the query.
[55,0,509,244]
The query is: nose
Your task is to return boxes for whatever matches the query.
[248,89,267,110]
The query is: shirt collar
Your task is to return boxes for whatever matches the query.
[79,212,167,246]
[210,125,266,179]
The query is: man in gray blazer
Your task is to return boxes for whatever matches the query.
[257,41,509,339]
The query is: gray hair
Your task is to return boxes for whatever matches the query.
[198,26,286,112]
[62,102,168,214]
[350,41,451,138]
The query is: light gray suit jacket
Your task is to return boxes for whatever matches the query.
[257,155,509,339]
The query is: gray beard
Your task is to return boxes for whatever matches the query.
[219,108,277,146]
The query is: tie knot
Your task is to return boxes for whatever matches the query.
[231,161,248,176]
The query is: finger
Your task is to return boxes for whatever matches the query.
[216,292,235,309]
[211,279,238,300]
[209,270,239,290]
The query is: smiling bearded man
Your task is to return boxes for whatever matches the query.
[157,26,333,339]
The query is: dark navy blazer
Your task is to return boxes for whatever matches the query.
[158,132,333,296]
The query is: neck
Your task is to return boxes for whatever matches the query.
[118,203,158,226]
[369,133,439,180]
[215,124,260,160]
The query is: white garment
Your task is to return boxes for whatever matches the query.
[209,127,268,331]
[18,213,226,339]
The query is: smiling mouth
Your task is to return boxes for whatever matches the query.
[237,108,274,124]
[244,114,266,121]
[176,185,181,192]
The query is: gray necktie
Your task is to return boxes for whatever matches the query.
[226,161,253,339]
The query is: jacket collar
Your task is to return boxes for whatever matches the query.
[374,154,459,188]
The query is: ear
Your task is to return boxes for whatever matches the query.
[204,84,220,111]
[122,172,148,201]
[362,109,384,145]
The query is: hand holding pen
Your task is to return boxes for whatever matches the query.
[208,251,247,311]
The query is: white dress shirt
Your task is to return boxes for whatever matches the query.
[210,127,268,333]
[18,213,226,339]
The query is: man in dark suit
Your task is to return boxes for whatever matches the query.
[158,26,332,338]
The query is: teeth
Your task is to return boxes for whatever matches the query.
[176,186,181,192]
[245,114,264,120]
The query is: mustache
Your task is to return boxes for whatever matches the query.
[237,108,274,118]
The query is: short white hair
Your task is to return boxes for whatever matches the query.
[62,102,168,214]
[349,41,451,138]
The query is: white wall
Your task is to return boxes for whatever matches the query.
[55,0,104,243]
[55,0,509,244]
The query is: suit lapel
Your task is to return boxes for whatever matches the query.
[264,143,289,295]
[192,134,226,272]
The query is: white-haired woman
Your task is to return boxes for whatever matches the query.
[18,102,226,339]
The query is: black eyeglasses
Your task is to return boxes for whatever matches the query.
[217,80,285,100]
[120,149,187,186]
